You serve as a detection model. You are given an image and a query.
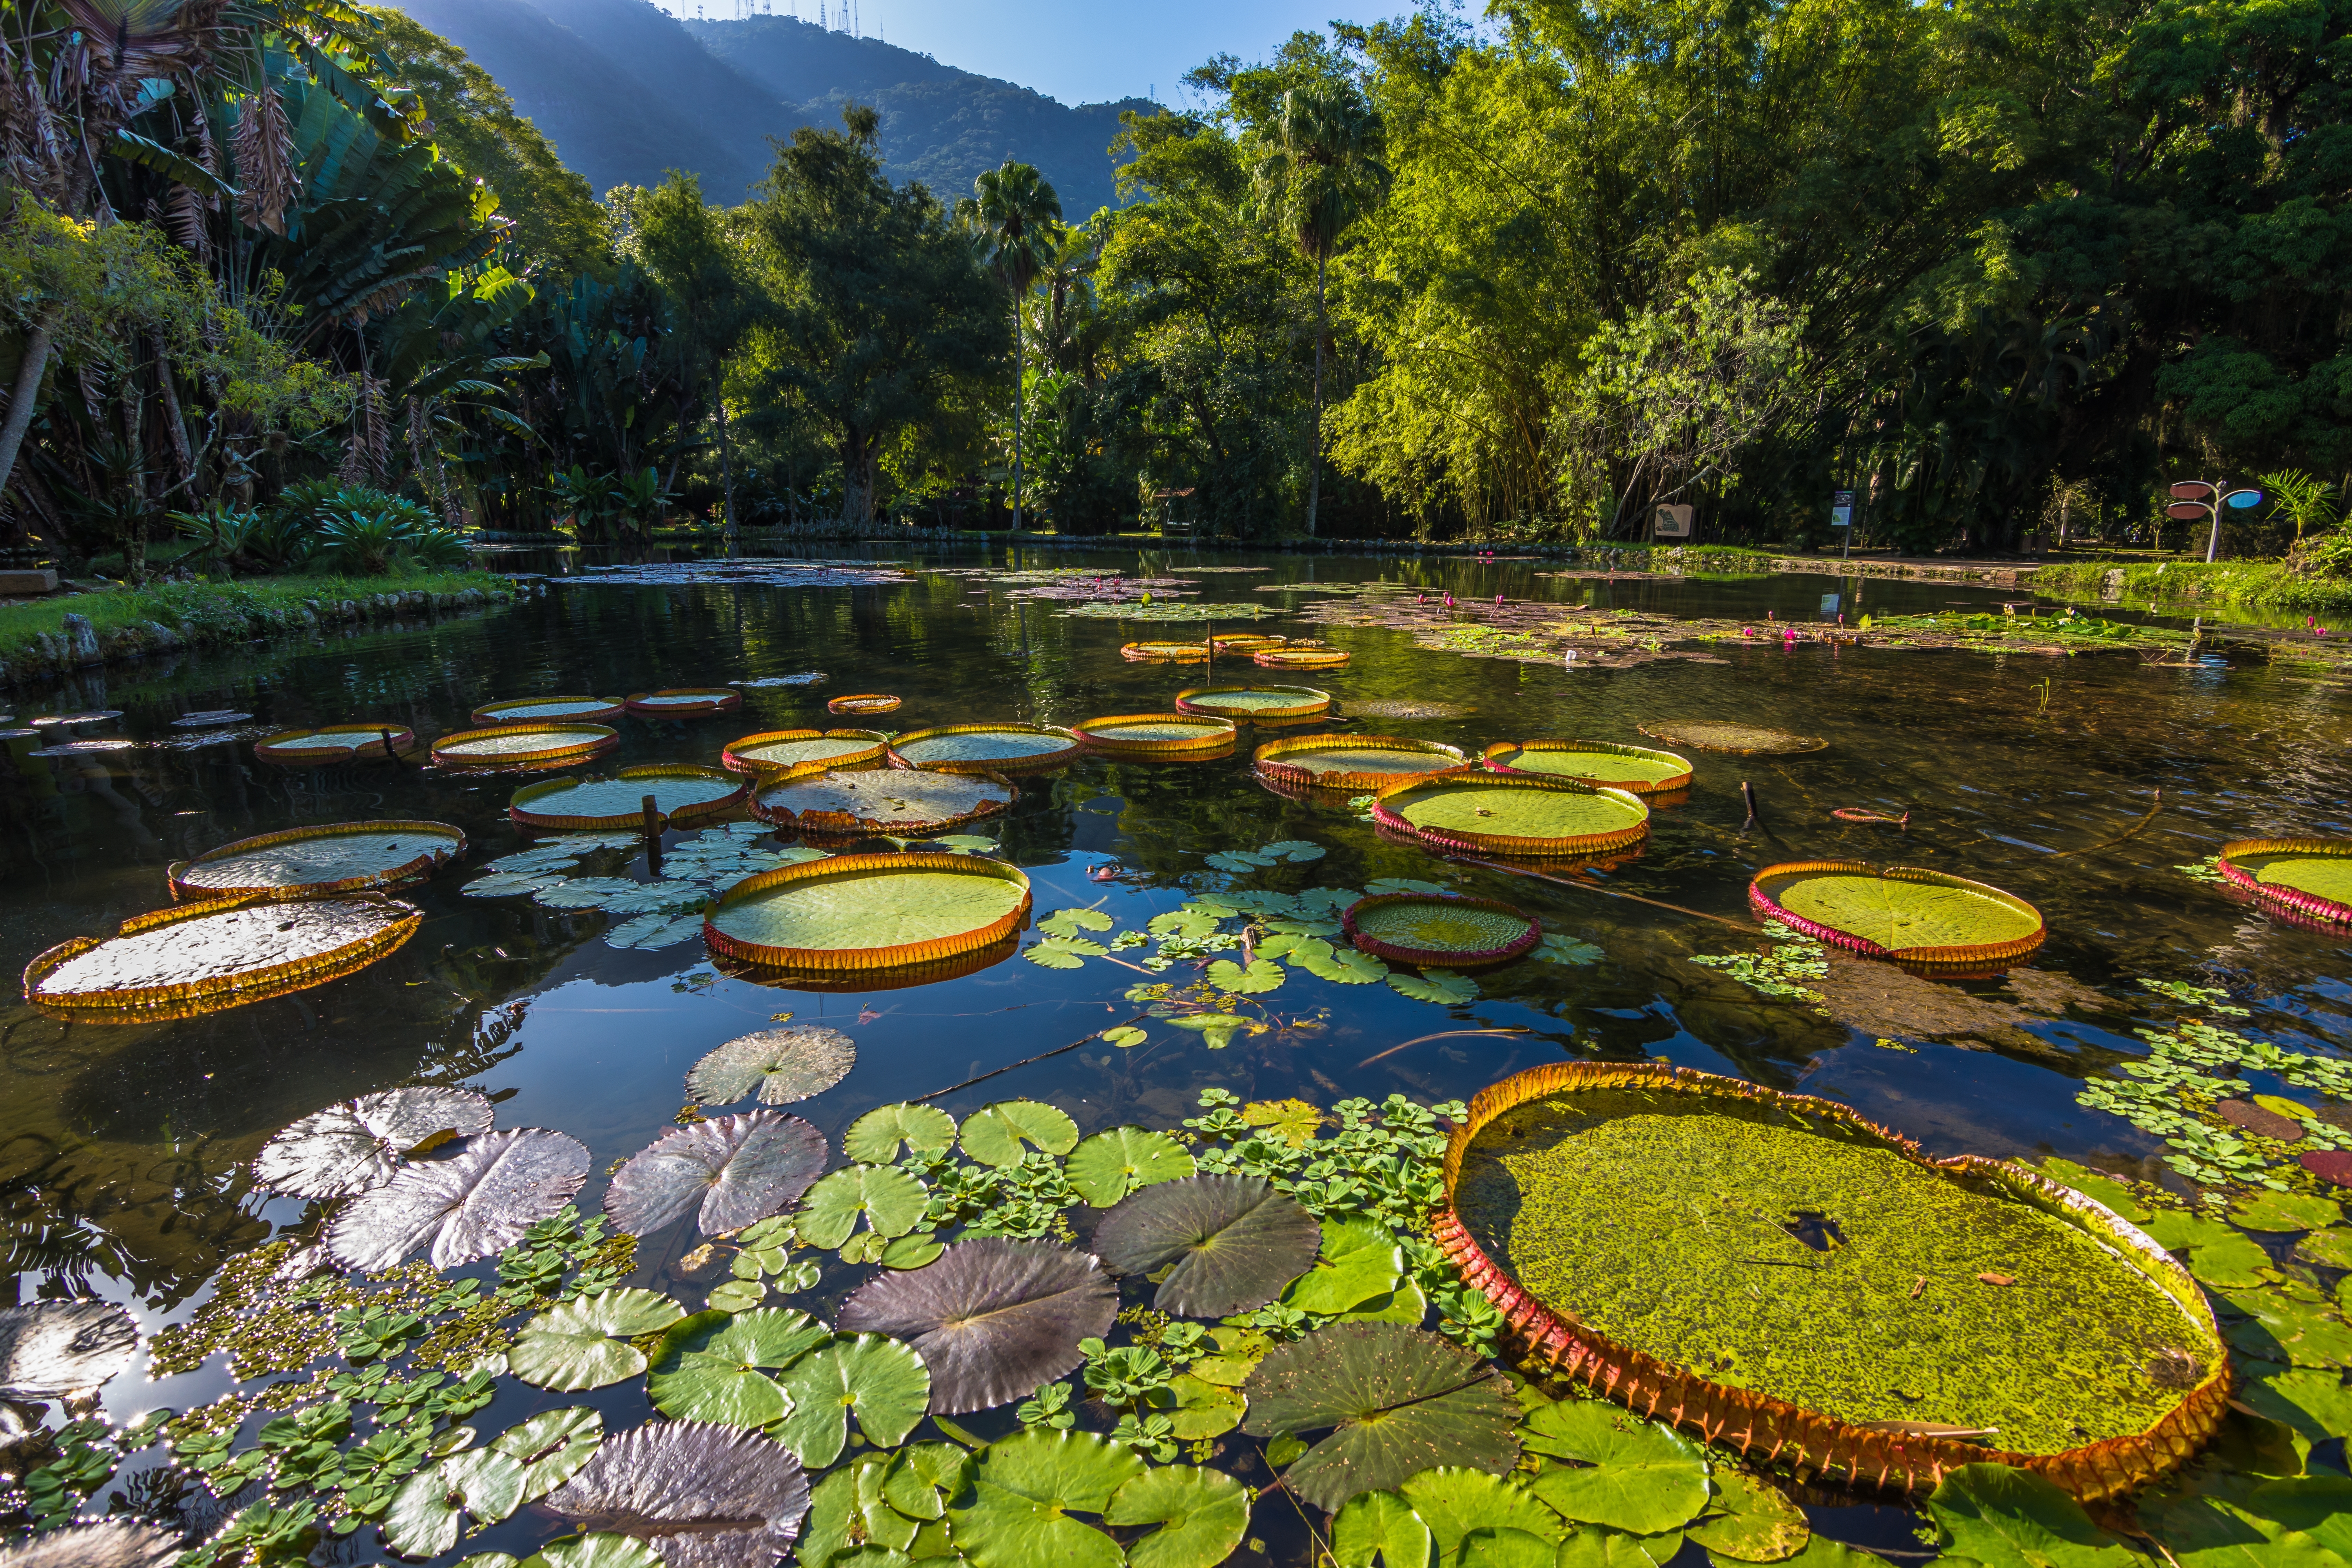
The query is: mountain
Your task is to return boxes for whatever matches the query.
[382,0,1143,212]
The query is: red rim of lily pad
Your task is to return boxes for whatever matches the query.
[828,693,903,716]
[624,688,743,719]
[703,852,1032,973]
[712,931,1022,993]
[2216,838,2352,925]
[1371,771,1650,858]
[1434,1060,2231,1504]
[470,695,627,726]
[1071,713,1240,758]
[510,764,750,832]
[722,728,892,780]
[428,722,621,771]
[1748,860,2046,974]
[167,820,467,902]
[1252,733,1471,793]
[1341,893,1542,969]
[885,722,1085,775]
[1481,738,1694,797]
[254,724,419,766]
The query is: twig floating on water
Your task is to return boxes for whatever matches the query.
[912,1011,1153,1102]
[1355,1027,1533,1069]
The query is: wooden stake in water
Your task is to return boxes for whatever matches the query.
[642,795,662,873]
[378,727,400,764]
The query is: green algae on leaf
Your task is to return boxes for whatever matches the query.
[508,1289,686,1392]
[1241,1322,1521,1511]
[1519,1397,1710,1534]
[1455,1089,2214,1454]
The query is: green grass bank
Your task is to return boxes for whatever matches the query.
[2031,559,2352,619]
[0,571,523,688]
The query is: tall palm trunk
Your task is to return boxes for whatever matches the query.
[1306,251,1326,538]
[1011,299,1024,532]
[715,381,738,545]
[0,304,62,506]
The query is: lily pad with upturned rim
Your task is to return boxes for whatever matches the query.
[428,723,619,770]
[887,724,1083,775]
[624,688,744,719]
[1373,774,1650,859]
[1174,685,1332,721]
[538,1420,810,1568]
[2218,839,2352,924]
[686,1026,857,1105]
[1071,714,1239,758]
[1091,1174,1323,1317]
[254,723,419,766]
[472,696,626,725]
[254,1086,495,1200]
[1749,861,2045,971]
[705,853,1030,973]
[1636,720,1826,756]
[511,766,748,832]
[1482,740,1693,796]
[751,772,1015,838]
[836,1238,1118,1413]
[603,1111,828,1237]
[24,894,425,1021]
[828,694,903,716]
[723,729,891,780]
[1253,734,1471,793]
[171,820,467,900]
[1343,895,1542,969]
[325,1128,590,1271]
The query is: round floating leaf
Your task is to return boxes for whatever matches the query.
[1685,1469,1809,1563]
[795,1164,930,1250]
[1551,1529,1686,1568]
[1206,850,1277,873]
[1298,946,1388,984]
[1636,721,1825,756]
[327,1129,590,1272]
[880,1232,945,1269]
[1243,1323,1522,1513]
[1520,1399,1711,1534]
[1039,907,1115,937]
[707,1281,766,1312]
[837,1238,1118,1413]
[687,1026,857,1105]
[1333,1488,1436,1568]
[1066,1128,1196,1207]
[1026,936,1104,967]
[1751,863,2043,963]
[1396,1469,1564,1557]
[1534,935,1605,965]
[1456,1528,1561,1568]
[2234,1191,2344,1233]
[1104,1464,1252,1568]
[1282,1214,1406,1316]
[1101,1025,1149,1048]
[945,1430,1146,1568]
[509,1289,688,1392]
[0,1522,185,1568]
[0,1301,138,1397]
[801,1457,916,1568]
[844,1103,959,1165]
[1262,840,1327,862]
[2241,1475,2352,1561]
[1093,1174,1323,1318]
[1242,1099,1327,1148]
[1168,1373,1246,1439]
[646,1308,832,1426]
[960,1100,1081,1167]
[882,1441,972,1520]
[1926,1463,2137,1568]
[493,1407,604,1501]
[1207,957,1285,995]
[604,1111,828,1238]
[2239,1368,2352,1441]
[541,1421,812,1568]
[386,1448,528,1557]
[1387,969,1480,1005]
[770,1334,933,1468]
[255,1087,495,1200]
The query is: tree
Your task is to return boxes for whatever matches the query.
[964,161,1062,530]
[1252,78,1389,536]
[747,105,1005,526]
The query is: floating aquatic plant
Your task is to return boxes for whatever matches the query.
[752,770,1015,836]
[471,695,626,724]
[838,1238,1119,1413]
[1092,1175,1323,1317]
[1373,774,1650,859]
[604,1111,829,1237]
[2216,837,2352,924]
[1071,714,1240,758]
[326,1128,592,1272]
[255,1087,496,1200]
[1749,861,2046,973]
[24,894,424,1020]
[722,728,891,779]
[538,1419,811,1567]
[510,764,749,831]
[889,723,1084,774]
[706,853,1031,974]
[254,723,419,765]
[1481,739,1693,796]
[624,687,744,718]
[829,693,903,716]
[428,720,620,770]
[1254,733,1470,793]
[1636,720,1826,756]
[170,821,466,900]
[509,1289,687,1392]
[1174,685,1332,720]
[687,1025,858,1104]
[1343,894,1541,969]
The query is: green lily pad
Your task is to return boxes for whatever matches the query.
[2226,1286,2352,1367]
[882,1232,945,1269]
[1282,1214,1405,1316]
[2238,1368,2352,1441]
[1103,1465,1252,1568]
[1685,1469,1809,1563]
[961,1100,1082,1167]
[1334,1489,1436,1568]
[1366,878,1450,897]
[1242,1323,1522,1512]
[1520,1399,1710,1534]
[1164,1013,1268,1048]
[802,1457,916,1568]
[1396,1469,1563,1557]
[2294,1229,2352,1270]
[1039,907,1115,937]
[1025,936,1105,968]
[386,1447,528,1557]
[2241,1476,2352,1561]
[844,1103,960,1165]
[2235,1191,2345,1232]
[490,1408,603,1503]
[645,1307,831,1425]
[1387,969,1479,1005]
[1207,851,1278,873]
[796,1165,930,1250]
[509,1289,686,1391]
[1167,1372,1247,1439]
[1457,1526,1565,1568]
[1261,840,1327,862]
[1551,1529,1686,1568]
[1533,936,1605,965]
[1093,1174,1324,1317]
[526,1540,666,1568]
[883,1442,973,1520]
[1102,1025,1149,1048]
[1149,909,1223,939]
[2143,1211,2278,1288]
[1067,1127,1196,1207]
[708,1280,767,1312]
[1297,945,1388,984]
[1927,1463,2138,1568]
[2139,1492,2343,1568]
[770,1333,933,1468]
[945,1430,1146,1568]
[1207,958,1285,995]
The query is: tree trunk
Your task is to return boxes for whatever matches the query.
[1306,249,1325,539]
[1011,299,1024,532]
[715,378,738,546]
[0,303,62,510]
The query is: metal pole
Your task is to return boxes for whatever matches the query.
[2205,481,2223,564]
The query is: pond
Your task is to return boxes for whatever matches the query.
[2,545,2348,1566]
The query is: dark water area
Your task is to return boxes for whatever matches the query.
[2,544,2347,1560]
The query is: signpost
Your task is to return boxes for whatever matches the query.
[1828,489,1855,560]
[1651,503,1693,540]
[2165,479,2265,563]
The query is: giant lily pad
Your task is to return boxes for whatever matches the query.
[254,723,418,765]
[889,724,1084,775]
[1749,861,2045,970]
[473,695,626,724]
[326,1128,591,1271]
[2218,839,2352,924]
[1241,1322,1522,1512]
[605,1111,828,1237]
[1103,1464,1254,1568]
[430,722,619,769]
[1092,1175,1323,1317]
[1174,685,1332,721]
[646,1308,833,1425]
[686,1025,858,1105]
[510,1290,687,1391]
[752,771,1013,836]
[254,1087,495,1200]
[706,853,1030,973]
[960,1100,1081,1167]
[1482,740,1693,796]
[1254,734,1470,792]
[1070,714,1240,757]
[724,729,890,779]
[1065,1128,1196,1207]
[0,1301,138,1397]
[1443,1063,2227,1495]
[1519,1398,1711,1534]
[770,1334,933,1468]
[172,820,467,899]
[837,1238,1118,1413]
[1344,894,1541,969]
[944,1430,1146,1568]
[1373,774,1649,858]
[1635,721,1825,756]
[511,766,748,831]
[540,1421,810,1568]
[25,895,424,1020]
[626,688,744,718]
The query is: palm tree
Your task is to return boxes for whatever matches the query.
[965,162,1061,531]
[1254,81,1391,537]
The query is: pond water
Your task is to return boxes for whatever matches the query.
[4,545,2349,1563]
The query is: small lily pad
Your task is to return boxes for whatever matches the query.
[492,1408,604,1502]
[687,1026,858,1105]
[1533,936,1605,965]
[1260,841,1327,862]
[1387,969,1479,1005]
[540,1421,812,1568]
[1685,1469,1809,1563]
[1519,1398,1711,1534]
[605,1111,828,1238]
[1025,936,1106,968]
[1066,1127,1196,1207]
[1103,1464,1252,1568]
[960,1100,1081,1167]
[1167,1373,1247,1439]
[1092,1174,1323,1317]
[844,1103,960,1165]
[1101,1025,1149,1048]
[2235,1191,2345,1233]
[509,1289,688,1392]
[837,1238,1118,1413]
[646,1308,833,1425]
[1242,1099,1327,1148]
[1396,1469,1564,1557]
[386,1448,528,1557]
[1282,1214,1405,1316]
[945,1430,1145,1568]
[771,1334,934,1468]
[1039,907,1115,937]
[1333,1488,1436,1568]
[795,1165,930,1250]
[1296,946,1388,984]
[1206,958,1285,995]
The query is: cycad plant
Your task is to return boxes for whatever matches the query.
[965,162,1062,532]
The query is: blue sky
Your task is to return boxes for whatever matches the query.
[653,0,1392,107]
